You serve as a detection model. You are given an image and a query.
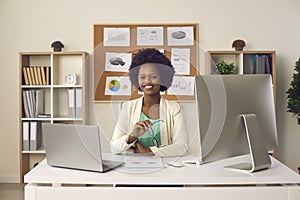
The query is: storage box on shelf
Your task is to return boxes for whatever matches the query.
[19,51,88,183]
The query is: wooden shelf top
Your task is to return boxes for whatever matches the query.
[20,51,88,56]
[207,50,276,54]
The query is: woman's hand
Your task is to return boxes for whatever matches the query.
[126,120,153,144]
[131,120,153,137]
[135,141,153,154]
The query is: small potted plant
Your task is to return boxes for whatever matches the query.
[286,57,300,125]
[215,60,236,75]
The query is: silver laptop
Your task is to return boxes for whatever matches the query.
[43,123,123,173]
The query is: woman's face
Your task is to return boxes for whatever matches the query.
[138,63,161,95]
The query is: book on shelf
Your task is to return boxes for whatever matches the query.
[37,114,51,118]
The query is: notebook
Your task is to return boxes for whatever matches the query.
[43,123,123,173]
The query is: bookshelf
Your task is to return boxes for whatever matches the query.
[206,50,276,101]
[19,51,88,183]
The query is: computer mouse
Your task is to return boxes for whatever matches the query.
[167,161,184,168]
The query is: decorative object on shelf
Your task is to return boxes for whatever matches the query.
[232,39,246,51]
[215,60,236,75]
[286,57,300,125]
[64,73,77,85]
[51,41,64,52]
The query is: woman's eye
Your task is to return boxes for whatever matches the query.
[139,76,145,80]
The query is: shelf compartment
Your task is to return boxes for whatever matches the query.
[21,88,51,118]
[52,54,84,85]
[209,53,242,75]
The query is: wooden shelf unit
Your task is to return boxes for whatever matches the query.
[19,51,88,183]
[206,50,276,101]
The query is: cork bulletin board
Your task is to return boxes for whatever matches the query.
[93,23,199,102]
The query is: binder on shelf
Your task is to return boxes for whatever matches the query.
[22,121,30,151]
[22,91,30,118]
[22,67,29,85]
[41,66,46,85]
[26,67,33,85]
[25,90,34,118]
[75,88,82,118]
[255,55,265,74]
[35,90,44,117]
[46,66,50,85]
[29,121,41,151]
[243,55,254,74]
[37,67,43,85]
[265,55,272,74]
[29,67,36,85]
[68,88,76,118]
[33,67,40,85]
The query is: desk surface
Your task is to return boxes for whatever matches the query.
[24,154,300,186]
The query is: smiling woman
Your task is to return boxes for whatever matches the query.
[110,48,188,157]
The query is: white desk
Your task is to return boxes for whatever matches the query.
[24,154,300,200]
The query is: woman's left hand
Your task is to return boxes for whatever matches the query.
[135,141,153,155]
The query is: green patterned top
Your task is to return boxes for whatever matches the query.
[137,112,161,148]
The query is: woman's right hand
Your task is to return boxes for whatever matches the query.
[131,120,153,137]
[127,120,153,144]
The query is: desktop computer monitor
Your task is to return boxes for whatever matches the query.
[195,74,278,172]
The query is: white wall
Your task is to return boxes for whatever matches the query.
[1,0,300,182]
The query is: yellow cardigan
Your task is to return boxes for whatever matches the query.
[110,97,188,157]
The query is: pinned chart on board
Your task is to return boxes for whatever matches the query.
[168,76,195,96]
[105,52,132,72]
[103,27,130,46]
[171,48,191,75]
[104,76,131,96]
[137,26,164,46]
[167,26,194,46]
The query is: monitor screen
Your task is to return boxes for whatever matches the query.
[195,74,278,172]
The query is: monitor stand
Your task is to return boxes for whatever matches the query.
[224,114,271,173]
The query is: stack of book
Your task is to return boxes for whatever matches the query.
[22,66,50,85]
[243,55,272,75]
[22,89,45,118]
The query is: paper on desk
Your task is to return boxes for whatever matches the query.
[125,156,164,168]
